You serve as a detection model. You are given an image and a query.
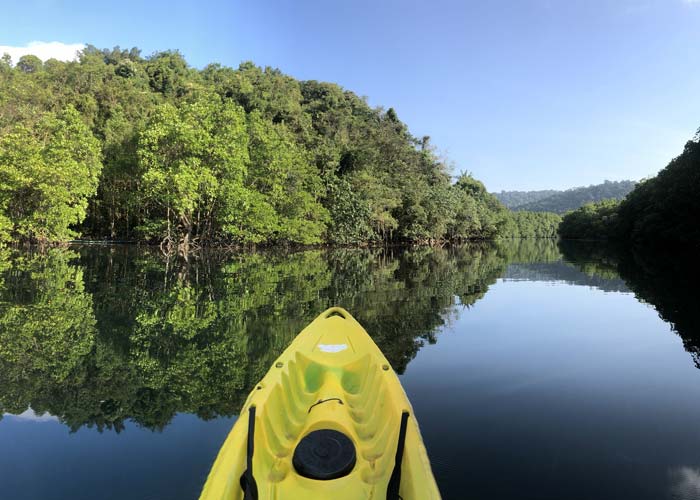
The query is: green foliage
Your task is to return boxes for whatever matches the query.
[245,111,328,244]
[0,106,102,243]
[504,211,562,238]
[323,176,374,244]
[448,174,509,240]
[137,96,249,250]
[615,139,700,244]
[0,46,555,248]
[558,199,621,240]
[496,180,636,214]
[17,55,43,74]
[144,50,191,98]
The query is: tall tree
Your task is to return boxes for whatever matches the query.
[137,96,249,251]
[245,111,329,244]
[0,106,102,243]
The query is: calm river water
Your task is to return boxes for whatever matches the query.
[1,240,699,500]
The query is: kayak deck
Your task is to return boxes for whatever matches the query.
[200,307,440,499]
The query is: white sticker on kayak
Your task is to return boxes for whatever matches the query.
[318,343,348,353]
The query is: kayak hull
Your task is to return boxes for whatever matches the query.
[200,307,441,499]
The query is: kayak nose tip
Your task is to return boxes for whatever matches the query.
[324,307,348,319]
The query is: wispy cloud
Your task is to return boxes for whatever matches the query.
[0,41,84,63]
[669,467,700,498]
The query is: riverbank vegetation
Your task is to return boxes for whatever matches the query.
[0,46,557,251]
[558,135,700,245]
[504,211,561,239]
[558,199,621,240]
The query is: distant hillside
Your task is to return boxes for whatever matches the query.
[493,189,558,209]
[494,180,636,214]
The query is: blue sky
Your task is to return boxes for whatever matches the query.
[2,0,700,191]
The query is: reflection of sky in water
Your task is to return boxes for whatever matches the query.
[401,279,700,500]
[671,467,700,500]
[0,413,236,500]
[4,408,58,422]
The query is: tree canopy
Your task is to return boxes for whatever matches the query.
[0,46,552,248]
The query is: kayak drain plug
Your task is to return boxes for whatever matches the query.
[292,429,356,480]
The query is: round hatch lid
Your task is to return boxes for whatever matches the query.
[292,429,356,480]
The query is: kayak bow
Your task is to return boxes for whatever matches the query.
[200,307,441,499]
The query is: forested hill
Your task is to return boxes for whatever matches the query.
[492,189,558,209]
[494,180,636,214]
[0,46,557,250]
[559,135,700,245]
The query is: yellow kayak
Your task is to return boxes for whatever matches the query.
[200,307,441,499]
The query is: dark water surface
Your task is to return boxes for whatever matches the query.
[1,240,699,500]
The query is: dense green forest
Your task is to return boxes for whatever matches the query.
[0,46,556,250]
[557,199,620,240]
[559,136,700,245]
[495,180,636,214]
[502,211,561,239]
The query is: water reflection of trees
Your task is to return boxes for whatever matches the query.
[504,261,629,292]
[559,241,700,368]
[0,241,558,431]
